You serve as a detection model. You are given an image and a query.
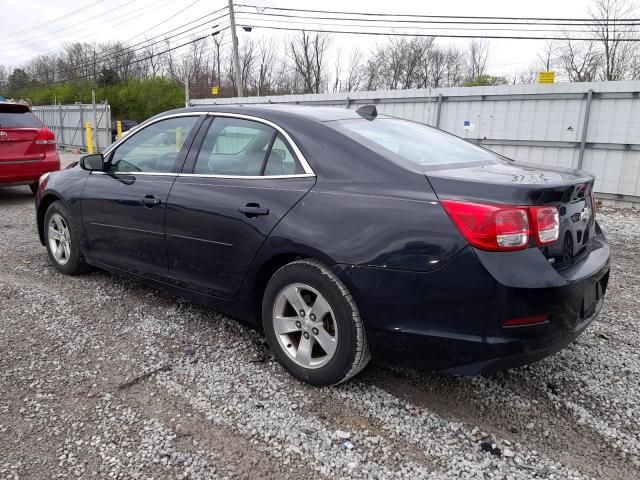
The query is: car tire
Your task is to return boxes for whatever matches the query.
[44,201,90,275]
[29,183,38,195]
[262,259,371,386]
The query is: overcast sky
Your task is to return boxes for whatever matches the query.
[0,0,600,76]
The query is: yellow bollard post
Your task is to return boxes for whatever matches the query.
[116,120,123,140]
[85,121,94,154]
[175,127,182,152]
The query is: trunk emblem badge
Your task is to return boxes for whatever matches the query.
[0,131,7,139]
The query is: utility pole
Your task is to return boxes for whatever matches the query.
[184,75,190,108]
[228,0,243,97]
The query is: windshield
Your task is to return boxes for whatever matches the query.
[335,118,502,169]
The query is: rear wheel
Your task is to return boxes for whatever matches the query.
[262,259,370,386]
[44,201,90,275]
[29,183,38,195]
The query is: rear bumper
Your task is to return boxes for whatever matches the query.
[0,154,60,185]
[335,229,610,374]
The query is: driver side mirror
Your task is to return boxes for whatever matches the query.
[80,153,105,171]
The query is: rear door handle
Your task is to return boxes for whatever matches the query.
[143,195,161,207]
[239,203,269,218]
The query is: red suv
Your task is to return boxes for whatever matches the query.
[0,102,60,193]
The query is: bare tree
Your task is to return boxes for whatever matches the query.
[343,48,365,91]
[590,0,638,80]
[556,38,600,82]
[288,31,329,94]
[467,39,489,79]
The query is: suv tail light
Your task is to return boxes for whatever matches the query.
[36,127,56,145]
[441,200,560,252]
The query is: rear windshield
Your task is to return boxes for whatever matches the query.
[0,111,43,128]
[335,118,501,168]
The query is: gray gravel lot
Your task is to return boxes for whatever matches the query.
[1,178,639,479]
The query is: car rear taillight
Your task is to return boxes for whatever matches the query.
[441,200,560,252]
[440,200,529,251]
[531,206,559,245]
[36,127,56,145]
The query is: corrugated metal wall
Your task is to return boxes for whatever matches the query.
[192,81,640,203]
[32,103,111,152]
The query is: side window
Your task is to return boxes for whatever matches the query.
[109,116,198,173]
[194,118,275,176]
[264,134,304,175]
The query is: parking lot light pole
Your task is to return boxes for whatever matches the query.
[228,0,243,97]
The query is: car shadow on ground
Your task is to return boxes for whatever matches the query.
[0,186,34,206]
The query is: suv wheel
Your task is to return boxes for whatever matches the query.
[262,259,370,386]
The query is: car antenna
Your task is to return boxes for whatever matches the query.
[356,105,377,120]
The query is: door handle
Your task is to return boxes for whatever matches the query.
[239,203,269,218]
[143,195,161,207]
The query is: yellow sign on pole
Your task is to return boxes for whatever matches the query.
[538,71,556,84]
[212,86,219,95]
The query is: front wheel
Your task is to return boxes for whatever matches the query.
[262,259,370,386]
[44,201,90,275]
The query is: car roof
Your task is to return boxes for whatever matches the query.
[162,104,386,123]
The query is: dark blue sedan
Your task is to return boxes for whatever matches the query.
[34,105,610,386]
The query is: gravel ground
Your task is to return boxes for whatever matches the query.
[1,178,639,480]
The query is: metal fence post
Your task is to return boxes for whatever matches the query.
[57,106,64,146]
[435,94,443,128]
[578,89,594,169]
[79,105,85,150]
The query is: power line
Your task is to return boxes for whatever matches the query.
[71,12,229,71]
[235,4,640,23]
[1,0,142,51]
[1,4,227,66]
[31,18,228,84]
[0,0,106,40]
[46,29,229,85]
[235,9,640,28]
[235,13,640,35]
[234,23,640,42]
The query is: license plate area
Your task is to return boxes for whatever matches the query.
[582,281,600,319]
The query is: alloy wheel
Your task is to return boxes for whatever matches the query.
[48,213,71,265]
[272,283,338,369]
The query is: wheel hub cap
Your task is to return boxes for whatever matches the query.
[272,283,338,369]
[48,213,71,265]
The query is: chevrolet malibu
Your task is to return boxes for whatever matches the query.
[34,105,610,386]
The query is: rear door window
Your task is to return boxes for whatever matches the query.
[194,117,275,176]
[263,134,305,175]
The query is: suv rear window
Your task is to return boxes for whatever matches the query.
[0,110,43,128]
[334,118,501,168]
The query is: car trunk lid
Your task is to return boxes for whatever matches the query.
[427,161,597,269]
